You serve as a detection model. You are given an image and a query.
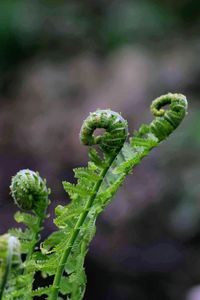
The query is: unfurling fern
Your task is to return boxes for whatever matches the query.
[1,170,50,300]
[0,93,188,300]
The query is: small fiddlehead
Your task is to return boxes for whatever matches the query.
[0,234,21,300]
[150,93,187,141]
[80,109,128,153]
[10,169,49,216]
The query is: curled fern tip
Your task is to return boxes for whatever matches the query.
[10,169,50,212]
[150,93,188,141]
[79,109,128,153]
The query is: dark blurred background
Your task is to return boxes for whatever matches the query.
[0,0,199,299]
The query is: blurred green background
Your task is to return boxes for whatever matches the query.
[0,1,199,299]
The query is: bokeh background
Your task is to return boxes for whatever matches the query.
[0,1,199,299]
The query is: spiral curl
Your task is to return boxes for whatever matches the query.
[10,169,50,211]
[150,93,188,141]
[80,110,128,153]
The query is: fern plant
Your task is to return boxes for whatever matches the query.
[0,93,188,300]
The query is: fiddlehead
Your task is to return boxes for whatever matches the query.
[80,109,128,153]
[10,169,49,215]
[150,93,187,141]
[0,234,21,300]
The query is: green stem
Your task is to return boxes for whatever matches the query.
[21,208,48,300]
[0,237,14,300]
[24,208,47,275]
[49,155,115,300]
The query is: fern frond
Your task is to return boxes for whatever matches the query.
[50,94,187,300]
[3,170,51,299]
[31,285,52,297]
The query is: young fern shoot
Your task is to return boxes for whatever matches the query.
[2,170,50,300]
[0,93,188,300]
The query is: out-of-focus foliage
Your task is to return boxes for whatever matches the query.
[0,0,199,70]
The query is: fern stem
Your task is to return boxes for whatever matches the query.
[49,155,115,300]
[0,236,19,300]
[24,208,47,274]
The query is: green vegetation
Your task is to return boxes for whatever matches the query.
[0,93,187,300]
